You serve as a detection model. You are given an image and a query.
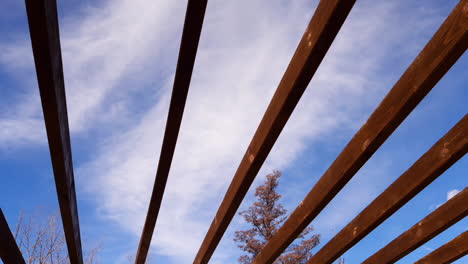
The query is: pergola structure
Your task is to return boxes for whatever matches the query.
[0,0,467,263]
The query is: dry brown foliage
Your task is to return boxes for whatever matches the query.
[234,171,320,264]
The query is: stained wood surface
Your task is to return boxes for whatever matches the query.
[134,1,208,263]
[0,209,26,264]
[25,0,83,263]
[193,0,357,263]
[15,0,467,263]
[362,188,468,264]
[253,1,468,263]
[415,231,468,264]
[306,116,468,264]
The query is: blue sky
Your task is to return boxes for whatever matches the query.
[0,0,466,263]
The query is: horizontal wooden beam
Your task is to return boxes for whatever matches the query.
[415,231,468,264]
[252,1,468,263]
[134,1,208,263]
[362,187,468,264]
[0,209,26,264]
[193,0,357,263]
[306,116,468,264]
[25,0,83,263]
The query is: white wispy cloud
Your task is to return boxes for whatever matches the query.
[430,189,462,211]
[0,0,443,263]
[447,189,460,200]
[0,118,46,147]
[1,0,186,138]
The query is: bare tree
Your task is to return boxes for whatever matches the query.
[234,171,320,264]
[14,209,101,264]
[125,254,153,264]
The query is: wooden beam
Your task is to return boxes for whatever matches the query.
[0,209,26,264]
[362,187,468,264]
[252,1,468,263]
[193,0,357,263]
[25,0,83,263]
[306,116,468,264]
[415,231,468,264]
[134,1,208,263]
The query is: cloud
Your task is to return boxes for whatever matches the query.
[429,189,461,211]
[0,118,46,147]
[1,0,186,136]
[0,0,444,263]
[447,189,460,200]
[423,246,434,252]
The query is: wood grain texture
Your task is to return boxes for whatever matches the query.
[0,209,26,264]
[193,0,357,263]
[134,0,208,263]
[25,0,83,263]
[362,188,468,264]
[253,1,468,263]
[307,116,468,264]
[415,231,468,264]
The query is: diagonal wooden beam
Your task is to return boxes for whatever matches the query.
[0,209,26,264]
[415,231,468,264]
[193,0,357,263]
[362,187,468,264]
[306,116,468,264]
[134,1,208,263]
[252,1,468,263]
[25,0,83,263]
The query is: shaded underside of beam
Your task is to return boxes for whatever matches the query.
[134,1,208,263]
[193,0,357,263]
[25,0,83,263]
[253,0,468,263]
[415,231,468,264]
[362,187,468,264]
[0,209,26,264]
